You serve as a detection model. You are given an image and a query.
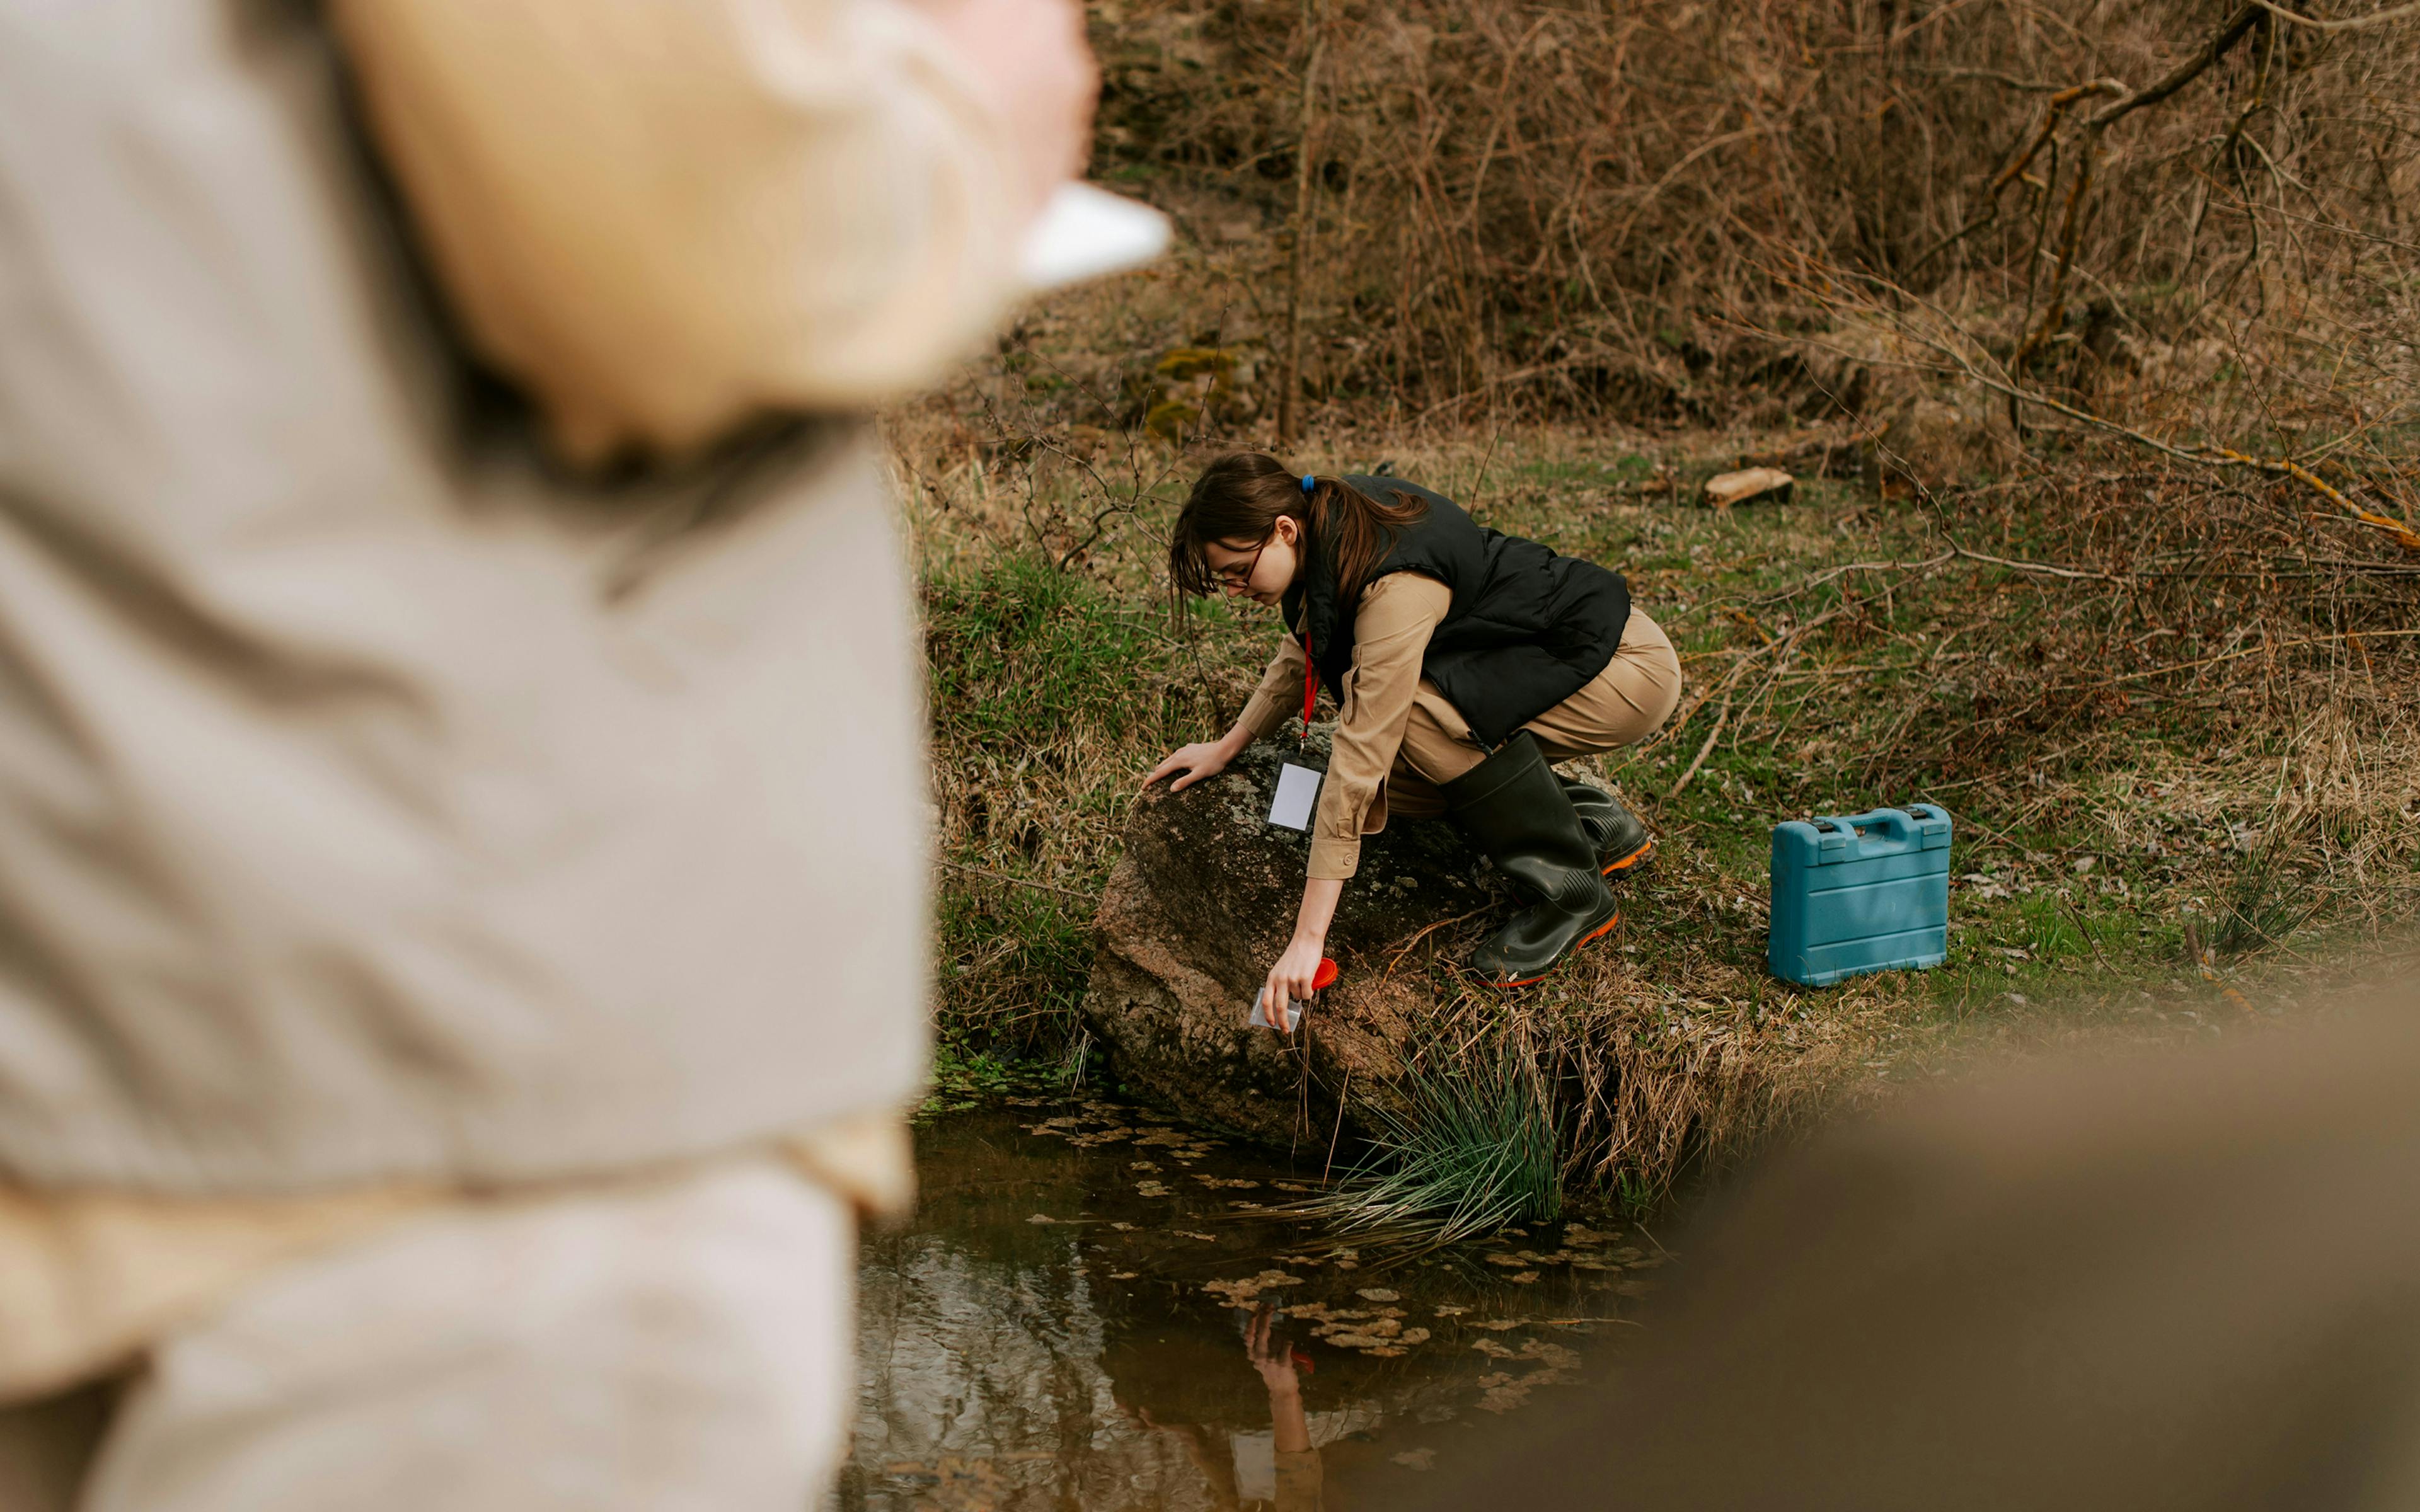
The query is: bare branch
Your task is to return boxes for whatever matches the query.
[2089,5,2266,129]
[2248,0,2420,31]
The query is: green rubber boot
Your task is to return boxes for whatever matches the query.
[1560,777,1655,874]
[1441,733,1621,987]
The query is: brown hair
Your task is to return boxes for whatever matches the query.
[1167,453,1427,608]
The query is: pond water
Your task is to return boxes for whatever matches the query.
[833,1094,1669,1510]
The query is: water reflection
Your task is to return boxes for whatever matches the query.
[835,1098,1661,1509]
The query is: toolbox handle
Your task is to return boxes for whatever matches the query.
[1809,808,1913,854]
[1857,809,1921,842]
[1805,806,1951,859]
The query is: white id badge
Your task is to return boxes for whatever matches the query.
[1268,762,1323,830]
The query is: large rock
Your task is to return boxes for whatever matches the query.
[1083,734,1509,1147]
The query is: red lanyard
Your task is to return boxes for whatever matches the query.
[1299,630,1317,743]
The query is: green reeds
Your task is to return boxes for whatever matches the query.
[1299,1043,1562,1246]
[2215,822,2319,958]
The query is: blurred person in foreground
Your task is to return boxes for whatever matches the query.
[1407,969,2420,1511]
[0,0,1092,1506]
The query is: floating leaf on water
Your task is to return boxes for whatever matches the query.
[1432,1303,1469,1317]
[1507,1271,1540,1284]
[1177,1230,1218,1242]
[1109,1271,1138,1280]
[1561,1223,1616,1246]
[1399,1327,1432,1346]
[1135,1181,1171,1198]
[1356,1287,1400,1302]
[1109,1222,1137,1232]
[1393,1448,1437,1471]
[1025,1214,1057,1225]
[1128,1160,1160,1172]
[1202,1269,1304,1307]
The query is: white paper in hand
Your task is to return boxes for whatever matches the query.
[1020,184,1171,291]
[1268,762,1323,831]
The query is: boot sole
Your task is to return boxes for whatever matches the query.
[1482,909,1620,989]
[1600,838,1656,876]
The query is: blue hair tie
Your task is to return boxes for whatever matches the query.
[1301,474,1316,494]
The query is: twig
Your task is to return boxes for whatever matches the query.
[2088,6,2265,130]
[1384,908,1494,977]
[2247,0,2420,30]
[935,859,1095,903]
[1322,1064,1352,1186]
[1276,0,1325,448]
[1947,541,2128,582]
[1731,553,1954,608]
[1668,703,1730,798]
[2048,627,2420,692]
[1913,66,2078,93]
[1470,426,1506,511]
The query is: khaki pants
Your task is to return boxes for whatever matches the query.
[1386,607,1684,818]
[0,1159,855,1512]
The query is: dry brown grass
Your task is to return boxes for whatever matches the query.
[1092,0,2420,458]
[902,1,2420,1199]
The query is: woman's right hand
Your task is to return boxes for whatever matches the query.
[1144,740,1233,792]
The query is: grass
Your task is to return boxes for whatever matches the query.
[920,556,1190,1055]
[899,401,2420,1208]
[1286,1044,1563,1245]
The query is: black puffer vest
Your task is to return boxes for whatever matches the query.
[1282,476,1630,745]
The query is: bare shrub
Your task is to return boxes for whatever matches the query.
[1092,0,2420,461]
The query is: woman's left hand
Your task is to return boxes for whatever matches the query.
[1255,934,1327,1034]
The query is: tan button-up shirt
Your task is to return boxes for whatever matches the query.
[1237,574,1455,881]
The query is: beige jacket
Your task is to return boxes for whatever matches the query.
[1238,575,1451,880]
[0,0,1019,1197]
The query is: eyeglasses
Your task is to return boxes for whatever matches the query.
[1211,534,1272,591]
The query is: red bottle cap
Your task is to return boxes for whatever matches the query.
[1312,959,1338,991]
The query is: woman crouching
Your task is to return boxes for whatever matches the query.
[1145,454,1683,1026]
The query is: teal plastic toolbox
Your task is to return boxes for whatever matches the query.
[1768,806,1952,987]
